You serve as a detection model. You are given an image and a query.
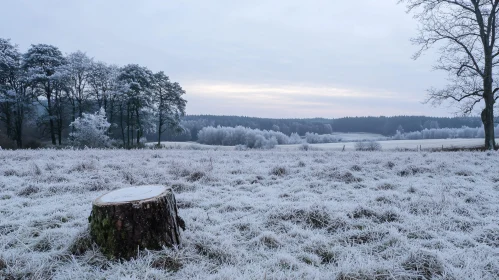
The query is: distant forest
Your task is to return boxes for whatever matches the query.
[159,115,483,142]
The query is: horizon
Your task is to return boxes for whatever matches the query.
[183,113,480,120]
[0,0,458,118]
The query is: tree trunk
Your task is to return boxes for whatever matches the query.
[3,104,12,139]
[55,91,63,145]
[157,119,162,146]
[135,107,141,145]
[89,185,185,260]
[119,104,126,147]
[104,94,107,114]
[482,100,496,150]
[58,118,62,145]
[127,104,130,148]
[107,98,113,136]
[78,99,83,118]
[482,44,495,149]
[46,85,56,145]
[15,110,23,149]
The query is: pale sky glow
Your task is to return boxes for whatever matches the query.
[185,83,398,99]
[0,0,456,118]
[185,81,434,118]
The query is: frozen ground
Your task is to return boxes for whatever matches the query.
[328,132,386,142]
[1,149,499,279]
[279,138,494,151]
[157,138,493,151]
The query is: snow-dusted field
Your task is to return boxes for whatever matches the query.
[1,149,499,279]
[279,138,493,151]
[157,138,493,151]
[329,132,386,142]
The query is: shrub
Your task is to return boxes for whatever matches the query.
[392,124,499,140]
[270,166,287,176]
[305,132,340,144]
[289,132,303,144]
[197,126,283,148]
[187,171,205,182]
[355,141,382,151]
[69,107,112,148]
[299,143,310,151]
[234,144,248,151]
[318,170,362,183]
[197,126,342,147]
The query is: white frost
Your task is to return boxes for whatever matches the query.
[1,149,498,279]
[98,185,166,203]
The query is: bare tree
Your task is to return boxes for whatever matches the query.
[23,44,66,145]
[152,71,187,145]
[66,51,93,121]
[400,0,499,149]
[117,64,154,147]
[0,38,33,148]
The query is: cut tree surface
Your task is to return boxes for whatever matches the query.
[89,185,185,260]
[97,185,166,203]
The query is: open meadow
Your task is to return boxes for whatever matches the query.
[158,138,494,151]
[1,148,499,279]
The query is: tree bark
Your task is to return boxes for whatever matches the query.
[157,119,163,146]
[135,106,141,145]
[15,105,23,149]
[46,83,56,145]
[119,104,126,147]
[88,186,185,260]
[127,104,130,148]
[482,45,496,150]
[482,102,496,149]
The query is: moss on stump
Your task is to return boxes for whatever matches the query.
[89,185,185,260]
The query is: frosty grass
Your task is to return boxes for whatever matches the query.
[0,148,498,279]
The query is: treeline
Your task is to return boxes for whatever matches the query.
[196,126,342,148]
[197,126,296,148]
[392,125,499,140]
[0,38,186,149]
[165,115,482,142]
[195,124,499,148]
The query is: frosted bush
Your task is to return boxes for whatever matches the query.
[305,132,341,144]
[69,108,112,148]
[393,125,499,140]
[299,143,310,151]
[355,141,382,151]
[289,133,303,144]
[261,136,278,149]
[234,144,248,151]
[197,126,288,148]
[197,126,347,147]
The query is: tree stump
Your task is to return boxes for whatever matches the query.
[88,185,185,260]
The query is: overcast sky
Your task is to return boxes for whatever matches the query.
[0,0,455,118]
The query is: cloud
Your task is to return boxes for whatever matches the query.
[184,81,449,118]
[186,82,397,99]
[0,0,453,118]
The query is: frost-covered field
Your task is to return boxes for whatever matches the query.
[1,149,499,279]
[279,138,493,151]
[329,132,386,141]
[158,138,493,151]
